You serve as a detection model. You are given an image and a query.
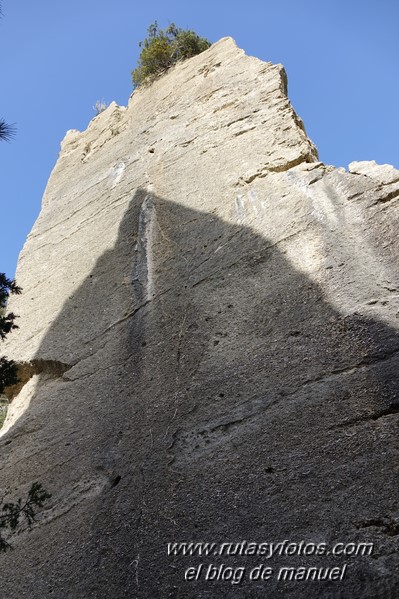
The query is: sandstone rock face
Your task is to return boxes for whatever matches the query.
[1,38,399,598]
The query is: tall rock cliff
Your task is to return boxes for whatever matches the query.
[2,38,399,598]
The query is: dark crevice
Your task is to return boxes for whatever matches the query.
[235,153,317,186]
[233,126,256,137]
[371,189,399,206]
[110,475,122,488]
[336,405,399,429]
[300,345,399,393]
[354,518,399,537]
[3,359,72,401]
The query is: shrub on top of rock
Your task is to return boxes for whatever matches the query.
[131,21,211,87]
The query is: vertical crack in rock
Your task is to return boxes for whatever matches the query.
[132,194,157,304]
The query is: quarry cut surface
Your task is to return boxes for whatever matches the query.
[1,37,399,598]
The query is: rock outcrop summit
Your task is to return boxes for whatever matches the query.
[2,37,399,598]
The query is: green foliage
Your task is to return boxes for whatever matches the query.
[0,119,16,143]
[0,273,21,395]
[0,273,21,340]
[0,483,52,552]
[0,4,16,143]
[132,21,211,87]
[0,356,18,394]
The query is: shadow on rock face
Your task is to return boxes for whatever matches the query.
[1,188,399,598]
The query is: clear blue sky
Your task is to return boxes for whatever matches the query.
[1,0,398,278]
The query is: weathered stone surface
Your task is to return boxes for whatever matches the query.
[1,37,399,598]
[349,159,399,185]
